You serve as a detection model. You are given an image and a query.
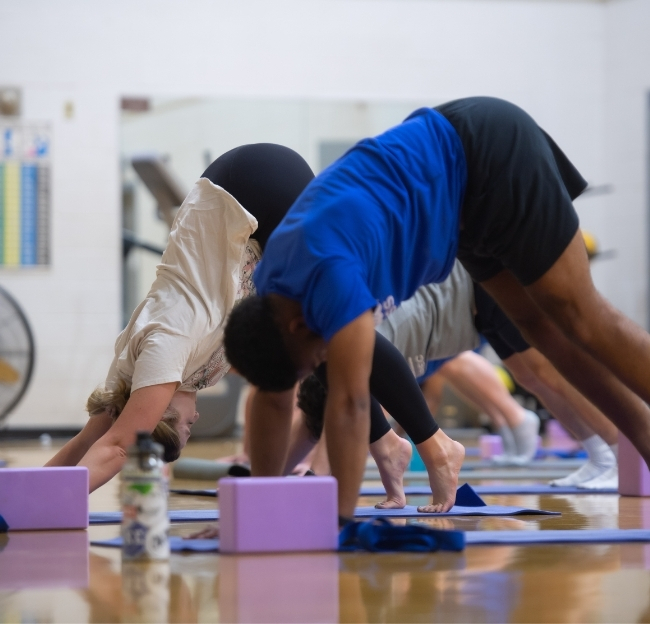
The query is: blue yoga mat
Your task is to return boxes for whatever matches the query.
[461,447,586,459]
[360,484,617,496]
[460,459,585,470]
[355,505,559,518]
[171,482,616,499]
[90,509,219,525]
[465,529,650,545]
[90,485,557,525]
[92,536,220,552]
[92,527,650,553]
[355,484,558,518]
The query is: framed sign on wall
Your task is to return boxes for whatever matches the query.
[0,123,50,267]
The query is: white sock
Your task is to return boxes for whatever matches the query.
[609,443,619,460]
[582,435,616,465]
[578,465,618,490]
[496,425,517,456]
[510,410,540,462]
[550,435,616,487]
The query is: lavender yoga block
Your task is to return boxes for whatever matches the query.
[219,477,338,553]
[619,433,650,496]
[0,467,89,530]
[479,435,503,459]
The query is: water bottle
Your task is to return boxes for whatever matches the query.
[121,431,170,560]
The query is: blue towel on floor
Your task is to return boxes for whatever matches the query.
[339,518,465,552]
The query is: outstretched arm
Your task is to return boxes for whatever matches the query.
[45,411,114,467]
[249,387,296,476]
[325,310,375,519]
[76,382,178,492]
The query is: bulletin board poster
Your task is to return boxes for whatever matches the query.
[0,123,51,268]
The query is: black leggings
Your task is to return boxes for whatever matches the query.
[313,331,439,445]
[202,144,315,251]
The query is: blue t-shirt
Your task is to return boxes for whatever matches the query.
[254,108,467,341]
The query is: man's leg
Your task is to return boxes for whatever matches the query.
[439,352,539,462]
[504,348,617,486]
[527,231,650,404]
[419,372,446,417]
[439,352,526,430]
[504,348,618,445]
[480,253,650,464]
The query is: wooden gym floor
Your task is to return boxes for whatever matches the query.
[2,437,650,623]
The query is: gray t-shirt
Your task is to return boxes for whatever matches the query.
[377,261,480,378]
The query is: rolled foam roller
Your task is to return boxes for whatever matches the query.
[172,458,235,481]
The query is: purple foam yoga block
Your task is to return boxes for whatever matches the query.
[219,476,338,553]
[219,553,339,622]
[618,433,650,496]
[479,435,503,459]
[0,467,89,530]
[0,530,89,589]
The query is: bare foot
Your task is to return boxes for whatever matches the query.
[369,430,412,509]
[415,430,465,513]
[291,462,312,476]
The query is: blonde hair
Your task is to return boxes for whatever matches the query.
[86,380,182,462]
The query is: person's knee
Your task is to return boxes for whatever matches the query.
[509,350,562,396]
[506,360,537,392]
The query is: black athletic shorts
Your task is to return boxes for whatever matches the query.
[473,283,530,360]
[436,97,587,286]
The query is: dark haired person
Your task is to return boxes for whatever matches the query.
[225,97,650,521]
[290,269,618,494]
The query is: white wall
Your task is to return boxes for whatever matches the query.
[0,0,618,426]
[601,0,650,325]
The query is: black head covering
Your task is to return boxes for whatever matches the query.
[201,143,315,250]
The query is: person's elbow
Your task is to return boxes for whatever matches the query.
[329,390,371,419]
[95,431,131,461]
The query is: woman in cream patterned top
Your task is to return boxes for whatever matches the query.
[46,144,315,492]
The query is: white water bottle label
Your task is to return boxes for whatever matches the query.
[121,478,170,560]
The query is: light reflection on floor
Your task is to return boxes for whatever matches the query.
[2,439,650,623]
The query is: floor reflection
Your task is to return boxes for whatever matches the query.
[219,552,339,623]
[0,530,88,590]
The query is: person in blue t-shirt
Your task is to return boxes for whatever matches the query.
[225,97,650,522]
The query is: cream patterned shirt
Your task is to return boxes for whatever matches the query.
[105,179,260,395]
[179,242,260,391]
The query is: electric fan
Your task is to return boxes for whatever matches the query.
[0,285,35,424]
